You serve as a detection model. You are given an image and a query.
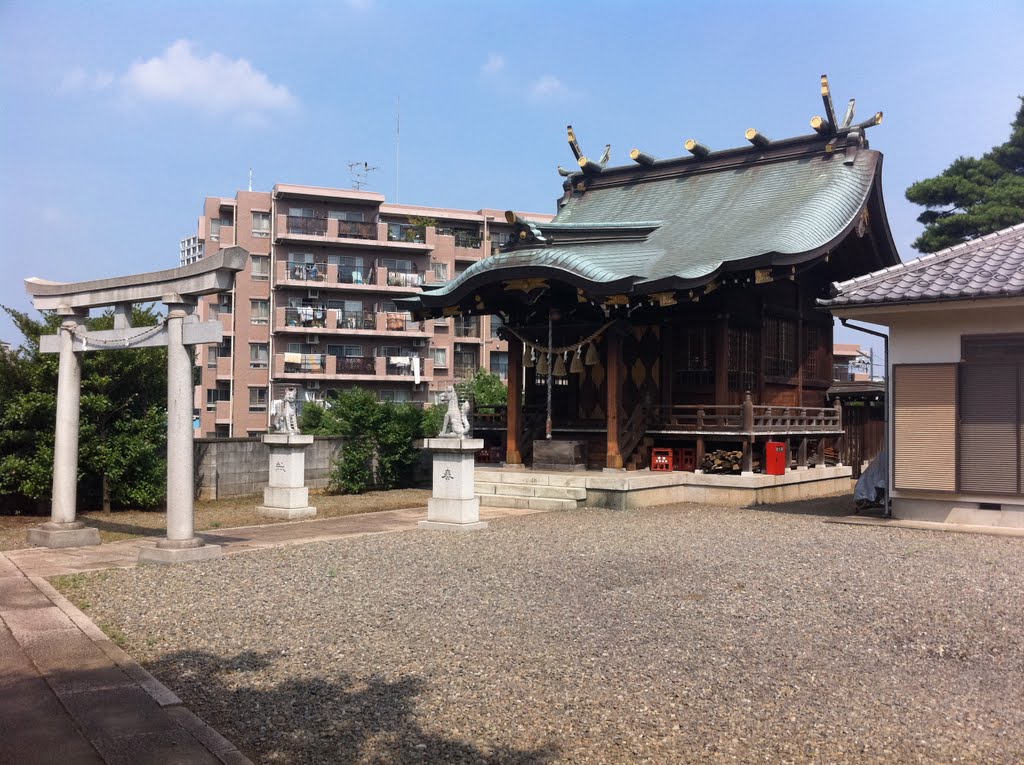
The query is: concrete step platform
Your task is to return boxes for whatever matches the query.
[478,494,580,511]
[475,481,586,500]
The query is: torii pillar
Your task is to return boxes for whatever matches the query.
[26,309,100,548]
[24,247,248,562]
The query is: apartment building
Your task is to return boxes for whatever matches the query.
[189,184,552,437]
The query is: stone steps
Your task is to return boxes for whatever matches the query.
[478,494,580,512]
[474,470,588,511]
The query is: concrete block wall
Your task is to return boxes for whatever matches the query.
[194,437,344,500]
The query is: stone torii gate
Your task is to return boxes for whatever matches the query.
[24,247,248,563]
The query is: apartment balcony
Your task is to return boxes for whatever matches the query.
[281,306,328,328]
[212,399,232,423]
[337,309,376,330]
[452,319,482,339]
[274,353,433,382]
[275,260,431,294]
[213,355,232,379]
[276,215,429,252]
[386,223,426,244]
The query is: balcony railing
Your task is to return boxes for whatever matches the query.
[437,227,483,249]
[454,363,478,379]
[286,216,328,237]
[387,223,426,243]
[286,261,327,281]
[284,307,327,328]
[337,310,375,330]
[281,353,328,373]
[336,356,375,375]
[386,269,425,287]
[336,220,377,240]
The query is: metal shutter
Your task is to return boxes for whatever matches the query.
[959,365,1019,495]
[893,365,956,492]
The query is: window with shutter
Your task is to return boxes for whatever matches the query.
[958,364,1019,494]
[893,364,957,492]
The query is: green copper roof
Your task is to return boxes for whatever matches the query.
[418,139,884,306]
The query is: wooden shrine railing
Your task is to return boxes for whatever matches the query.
[653,400,842,434]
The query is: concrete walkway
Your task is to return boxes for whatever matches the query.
[1,504,538,764]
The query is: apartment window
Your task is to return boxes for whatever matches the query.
[379,345,401,358]
[215,424,230,438]
[328,210,365,222]
[327,344,362,358]
[215,293,232,314]
[251,255,270,281]
[432,262,449,281]
[431,348,448,367]
[490,315,504,339]
[250,299,270,325]
[490,351,509,379]
[252,212,271,237]
[205,383,230,410]
[380,389,412,403]
[207,346,218,369]
[210,218,221,241]
[382,257,413,273]
[250,343,269,369]
[289,207,314,218]
[215,337,232,357]
[248,387,268,412]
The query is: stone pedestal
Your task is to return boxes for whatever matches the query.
[27,522,101,549]
[256,434,316,519]
[418,437,488,531]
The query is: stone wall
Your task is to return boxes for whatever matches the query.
[194,437,344,500]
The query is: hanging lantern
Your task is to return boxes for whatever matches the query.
[536,352,549,375]
[585,342,600,366]
[570,347,584,374]
[553,352,568,377]
[523,346,535,368]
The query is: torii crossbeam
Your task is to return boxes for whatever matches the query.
[23,247,248,562]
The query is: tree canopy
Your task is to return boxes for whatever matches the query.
[0,306,168,512]
[905,96,1024,252]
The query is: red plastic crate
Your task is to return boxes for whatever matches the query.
[651,448,674,472]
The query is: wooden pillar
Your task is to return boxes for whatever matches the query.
[505,339,523,464]
[741,392,754,473]
[606,331,624,469]
[796,285,804,407]
[714,314,728,405]
[695,435,705,472]
[798,437,808,468]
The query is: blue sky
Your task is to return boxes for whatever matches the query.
[1,0,1022,360]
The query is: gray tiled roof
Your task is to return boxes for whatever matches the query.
[421,143,882,302]
[823,222,1024,308]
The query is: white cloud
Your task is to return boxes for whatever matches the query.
[121,40,296,117]
[481,53,505,76]
[529,74,571,100]
[59,67,114,93]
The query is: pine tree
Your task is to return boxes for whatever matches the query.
[906,97,1024,252]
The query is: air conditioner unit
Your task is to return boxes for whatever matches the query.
[307,381,321,390]
[309,335,320,344]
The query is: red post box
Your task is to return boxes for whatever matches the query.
[765,441,787,475]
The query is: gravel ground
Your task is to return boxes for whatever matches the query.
[0,488,429,550]
[58,497,1024,764]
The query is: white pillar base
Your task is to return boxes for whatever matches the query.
[27,522,100,549]
[418,520,489,532]
[138,541,222,565]
[256,505,316,520]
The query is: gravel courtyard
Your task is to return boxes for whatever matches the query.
[61,498,1023,764]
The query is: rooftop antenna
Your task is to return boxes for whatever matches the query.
[248,167,253,192]
[347,161,378,191]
